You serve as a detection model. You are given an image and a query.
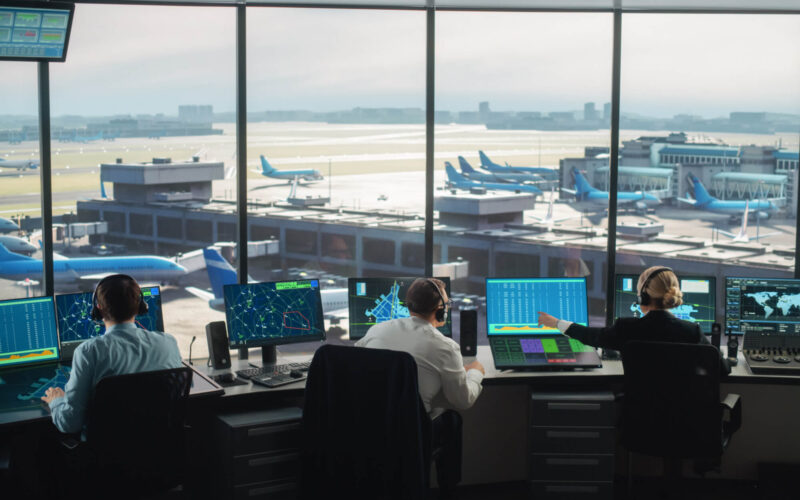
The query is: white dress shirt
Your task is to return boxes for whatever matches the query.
[355,316,484,418]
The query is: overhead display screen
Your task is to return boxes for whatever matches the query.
[0,2,74,62]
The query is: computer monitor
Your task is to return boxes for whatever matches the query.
[55,286,164,358]
[0,296,59,369]
[614,274,716,334]
[347,277,452,340]
[224,280,325,363]
[0,1,75,62]
[485,277,588,335]
[725,277,800,336]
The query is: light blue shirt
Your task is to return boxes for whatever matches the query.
[49,322,183,434]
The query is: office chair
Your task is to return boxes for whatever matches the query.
[85,366,193,498]
[621,341,741,497]
[300,344,445,500]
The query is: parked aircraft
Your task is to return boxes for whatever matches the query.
[530,189,576,231]
[0,158,39,171]
[679,173,779,219]
[478,151,558,179]
[185,247,348,319]
[259,155,323,183]
[445,162,542,195]
[718,201,779,243]
[0,235,36,255]
[0,243,187,283]
[458,156,541,184]
[562,167,660,209]
[0,217,20,233]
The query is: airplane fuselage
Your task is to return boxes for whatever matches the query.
[0,255,187,282]
[581,191,660,206]
[693,199,776,215]
[0,159,38,171]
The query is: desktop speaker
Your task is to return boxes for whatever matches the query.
[206,321,231,369]
[727,335,739,360]
[711,322,721,349]
[460,309,477,357]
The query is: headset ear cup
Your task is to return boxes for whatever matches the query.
[138,297,147,316]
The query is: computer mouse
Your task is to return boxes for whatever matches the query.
[289,369,303,379]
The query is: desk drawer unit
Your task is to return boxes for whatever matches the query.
[215,407,303,500]
[530,391,615,500]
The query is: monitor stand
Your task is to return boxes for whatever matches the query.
[247,346,278,368]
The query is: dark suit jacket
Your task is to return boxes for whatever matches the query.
[565,309,731,375]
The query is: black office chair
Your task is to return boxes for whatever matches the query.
[85,366,193,498]
[621,341,742,497]
[300,344,439,500]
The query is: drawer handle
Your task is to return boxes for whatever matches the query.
[545,458,600,466]
[545,485,599,494]
[248,453,300,467]
[546,431,600,439]
[248,482,297,496]
[547,403,601,411]
[247,423,301,437]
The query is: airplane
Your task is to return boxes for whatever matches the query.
[478,150,558,179]
[0,158,39,171]
[679,173,779,219]
[530,188,576,231]
[445,162,542,195]
[185,247,348,319]
[458,156,542,184]
[0,242,188,283]
[717,201,779,243]
[0,235,36,255]
[0,217,20,233]
[562,167,660,210]
[258,155,323,183]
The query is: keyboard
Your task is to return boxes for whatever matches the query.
[251,372,308,388]
[235,361,311,380]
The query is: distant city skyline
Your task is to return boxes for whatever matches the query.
[0,6,798,117]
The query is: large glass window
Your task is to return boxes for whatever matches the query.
[49,4,236,358]
[617,14,800,326]
[0,63,43,299]
[435,12,613,344]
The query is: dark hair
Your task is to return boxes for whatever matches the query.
[406,278,446,315]
[96,275,142,323]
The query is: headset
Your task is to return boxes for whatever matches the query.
[637,267,673,306]
[91,274,147,322]
[426,278,448,324]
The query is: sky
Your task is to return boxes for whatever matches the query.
[1,5,799,118]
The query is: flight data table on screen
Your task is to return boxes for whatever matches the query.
[486,278,588,334]
[0,297,59,368]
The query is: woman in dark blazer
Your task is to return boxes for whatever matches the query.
[538,266,730,375]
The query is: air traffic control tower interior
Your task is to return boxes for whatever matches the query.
[2,0,800,499]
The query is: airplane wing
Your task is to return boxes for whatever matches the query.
[677,197,696,205]
[560,188,577,195]
[716,230,737,239]
[185,286,215,302]
[752,232,781,241]
[79,272,116,281]
[324,308,349,321]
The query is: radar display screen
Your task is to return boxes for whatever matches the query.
[726,277,800,336]
[614,274,716,333]
[0,2,74,62]
[347,277,452,340]
[224,280,325,348]
[55,287,165,345]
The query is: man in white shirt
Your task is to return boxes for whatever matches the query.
[356,277,484,497]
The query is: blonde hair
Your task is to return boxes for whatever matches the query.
[637,266,683,310]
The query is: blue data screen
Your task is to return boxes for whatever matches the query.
[56,287,164,344]
[0,296,59,368]
[486,278,588,335]
[0,5,71,60]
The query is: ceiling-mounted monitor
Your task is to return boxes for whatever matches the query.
[0,1,75,62]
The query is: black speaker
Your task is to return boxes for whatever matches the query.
[711,322,721,349]
[460,309,477,357]
[727,335,739,361]
[206,321,231,369]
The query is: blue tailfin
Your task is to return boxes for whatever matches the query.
[572,167,598,197]
[445,162,466,184]
[203,247,237,299]
[260,155,276,175]
[478,150,499,168]
[0,242,34,261]
[100,180,107,199]
[687,173,716,206]
[458,156,477,173]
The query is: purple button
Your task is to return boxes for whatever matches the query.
[520,339,544,353]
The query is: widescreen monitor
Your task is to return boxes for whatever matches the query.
[347,277,452,340]
[0,296,59,369]
[224,280,325,348]
[0,1,75,62]
[725,277,800,336]
[55,287,165,350]
[485,277,588,335]
[614,274,716,333]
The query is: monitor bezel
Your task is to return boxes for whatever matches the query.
[346,276,453,341]
[223,280,326,349]
[614,273,717,333]
[724,276,800,336]
[0,295,60,370]
[0,1,76,63]
[484,276,588,336]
